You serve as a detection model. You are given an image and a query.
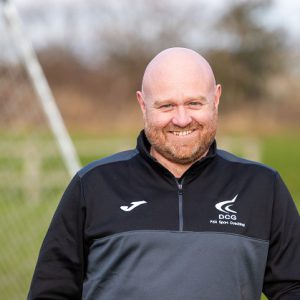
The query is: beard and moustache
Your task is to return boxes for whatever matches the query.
[144,112,217,165]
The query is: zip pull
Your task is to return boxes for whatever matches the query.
[175,178,184,189]
[178,183,183,190]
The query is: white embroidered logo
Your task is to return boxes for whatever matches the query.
[120,201,147,212]
[210,194,245,228]
[215,195,238,214]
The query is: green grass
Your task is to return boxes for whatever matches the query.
[262,135,300,207]
[0,132,299,299]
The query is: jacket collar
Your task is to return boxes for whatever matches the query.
[136,130,217,180]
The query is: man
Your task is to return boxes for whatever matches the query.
[28,48,300,299]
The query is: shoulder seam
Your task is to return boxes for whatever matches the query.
[217,149,276,172]
[78,149,139,177]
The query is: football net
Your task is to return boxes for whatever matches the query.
[0,1,81,298]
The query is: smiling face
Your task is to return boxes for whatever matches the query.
[137,48,221,166]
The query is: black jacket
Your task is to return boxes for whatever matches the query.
[28,131,300,300]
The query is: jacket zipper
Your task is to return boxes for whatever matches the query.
[176,179,184,232]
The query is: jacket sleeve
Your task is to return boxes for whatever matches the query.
[263,172,300,300]
[28,173,86,300]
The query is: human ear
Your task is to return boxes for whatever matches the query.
[136,91,146,117]
[214,84,222,110]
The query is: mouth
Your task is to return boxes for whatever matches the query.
[170,129,195,136]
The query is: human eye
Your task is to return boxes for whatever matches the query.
[161,103,172,108]
[188,101,203,108]
[159,103,174,111]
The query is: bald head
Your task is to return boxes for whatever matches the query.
[136,48,221,175]
[141,47,217,99]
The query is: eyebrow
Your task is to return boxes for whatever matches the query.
[153,99,173,107]
[153,96,207,107]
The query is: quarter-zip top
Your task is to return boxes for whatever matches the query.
[28,130,300,300]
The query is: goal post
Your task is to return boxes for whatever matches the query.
[0,1,81,299]
[2,0,81,177]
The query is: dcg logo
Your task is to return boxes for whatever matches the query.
[219,214,237,220]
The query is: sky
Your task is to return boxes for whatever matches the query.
[264,0,300,38]
[1,0,299,58]
[10,0,300,36]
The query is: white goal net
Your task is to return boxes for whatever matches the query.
[0,1,80,298]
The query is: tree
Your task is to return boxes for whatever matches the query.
[206,0,286,109]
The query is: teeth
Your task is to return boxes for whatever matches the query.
[173,130,193,136]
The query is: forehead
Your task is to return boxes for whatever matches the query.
[145,66,213,102]
[142,52,215,101]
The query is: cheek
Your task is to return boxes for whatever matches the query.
[192,110,216,124]
[146,111,172,128]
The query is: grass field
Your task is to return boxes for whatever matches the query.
[0,132,299,299]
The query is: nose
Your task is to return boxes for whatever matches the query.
[172,106,192,127]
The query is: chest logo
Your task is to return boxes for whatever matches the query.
[210,194,245,228]
[120,201,147,212]
[215,195,238,214]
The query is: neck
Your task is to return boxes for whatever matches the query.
[150,147,208,178]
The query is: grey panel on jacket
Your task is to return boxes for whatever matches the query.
[78,149,138,177]
[217,149,275,172]
[83,230,269,300]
